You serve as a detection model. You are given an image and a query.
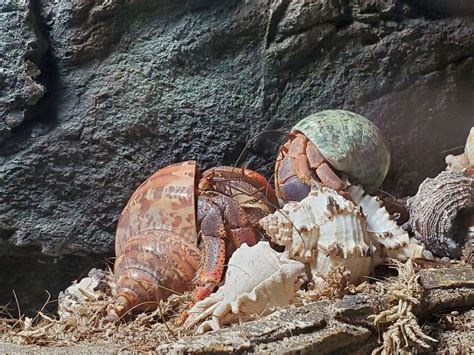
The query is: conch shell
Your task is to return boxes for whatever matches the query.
[185,242,305,333]
[408,170,474,258]
[259,187,376,285]
[446,127,474,172]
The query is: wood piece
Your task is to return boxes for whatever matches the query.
[158,265,474,354]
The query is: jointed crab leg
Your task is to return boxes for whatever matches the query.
[276,134,346,202]
[195,193,259,301]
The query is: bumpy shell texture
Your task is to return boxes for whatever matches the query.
[292,110,390,193]
[113,161,201,311]
[185,242,305,333]
[408,171,474,258]
[260,186,375,285]
[348,185,432,263]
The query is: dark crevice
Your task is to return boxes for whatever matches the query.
[0,252,109,316]
[2,0,61,153]
[265,0,292,48]
[0,223,16,241]
[406,0,474,19]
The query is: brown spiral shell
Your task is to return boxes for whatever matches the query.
[112,161,201,315]
[408,170,474,258]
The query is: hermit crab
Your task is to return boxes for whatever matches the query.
[275,110,390,203]
[105,161,278,322]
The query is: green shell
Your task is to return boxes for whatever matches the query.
[292,110,390,193]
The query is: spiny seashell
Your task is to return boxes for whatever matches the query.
[408,171,474,258]
[446,127,474,172]
[259,186,375,285]
[347,186,433,263]
[185,242,305,333]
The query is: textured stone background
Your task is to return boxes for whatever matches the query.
[0,0,473,311]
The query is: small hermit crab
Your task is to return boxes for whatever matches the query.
[105,161,278,322]
[275,110,390,203]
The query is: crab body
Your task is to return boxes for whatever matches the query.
[106,161,276,321]
[275,110,390,203]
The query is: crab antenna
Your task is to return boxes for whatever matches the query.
[233,129,286,168]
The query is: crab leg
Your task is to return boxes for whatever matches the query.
[196,235,226,300]
[306,141,345,191]
[195,195,228,300]
[277,134,347,202]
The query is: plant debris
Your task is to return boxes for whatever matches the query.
[0,269,194,352]
[1,258,473,352]
[370,259,438,354]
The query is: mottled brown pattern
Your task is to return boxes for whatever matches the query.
[107,162,277,322]
[107,161,200,322]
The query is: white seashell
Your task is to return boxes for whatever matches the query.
[58,268,107,320]
[185,242,305,334]
[446,127,474,172]
[347,185,433,262]
[259,186,375,285]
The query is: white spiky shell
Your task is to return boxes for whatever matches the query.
[347,185,433,263]
[185,242,305,333]
[259,187,375,285]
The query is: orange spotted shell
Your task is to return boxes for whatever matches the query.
[113,161,201,313]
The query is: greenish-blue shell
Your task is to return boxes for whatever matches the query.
[292,110,390,193]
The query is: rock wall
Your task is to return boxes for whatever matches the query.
[0,0,473,311]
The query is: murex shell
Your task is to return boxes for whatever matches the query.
[408,170,474,258]
[347,185,432,262]
[259,186,375,285]
[185,242,305,333]
[260,185,431,285]
[293,110,390,193]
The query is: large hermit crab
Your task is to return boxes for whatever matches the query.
[105,161,278,322]
[275,110,390,203]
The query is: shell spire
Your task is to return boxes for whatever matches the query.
[107,161,201,322]
[347,185,433,263]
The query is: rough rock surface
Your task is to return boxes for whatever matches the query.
[0,0,473,311]
[0,0,47,143]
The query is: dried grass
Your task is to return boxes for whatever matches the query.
[0,270,194,352]
[1,258,464,352]
[370,258,438,355]
[299,264,360,302]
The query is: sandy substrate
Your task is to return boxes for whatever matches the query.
[0,342,126,354]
